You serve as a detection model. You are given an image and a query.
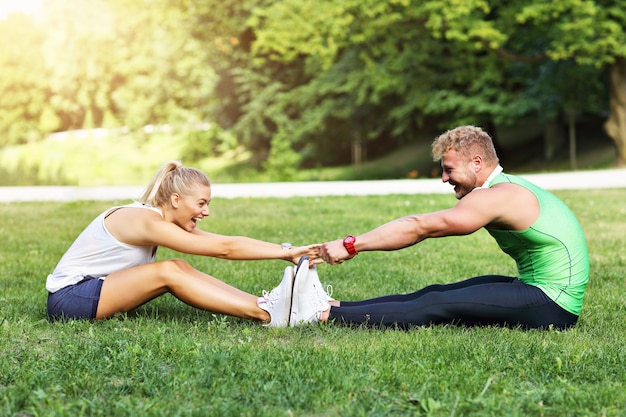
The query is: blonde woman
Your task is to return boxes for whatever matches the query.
[47,161,319,327]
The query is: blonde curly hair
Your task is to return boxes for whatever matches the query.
[432,125,499,165]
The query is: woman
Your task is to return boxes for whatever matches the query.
[47,160,319,327]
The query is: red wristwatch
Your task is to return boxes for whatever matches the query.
[343,235,358,256]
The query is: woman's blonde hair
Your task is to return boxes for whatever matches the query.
[431,125,499,165]
[140,160,210,207]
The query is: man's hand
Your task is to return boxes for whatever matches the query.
[320,239,354,265]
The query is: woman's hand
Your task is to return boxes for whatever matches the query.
[290,244,323,266]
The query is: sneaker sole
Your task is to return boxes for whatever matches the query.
[283,266,295,326]
[290,256,309,326]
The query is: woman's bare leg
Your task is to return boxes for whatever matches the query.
[175,258,258,299]
[96,259,269,322]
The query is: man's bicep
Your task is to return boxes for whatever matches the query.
[426,201,492,237]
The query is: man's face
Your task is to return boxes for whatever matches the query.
[440,149,478,200]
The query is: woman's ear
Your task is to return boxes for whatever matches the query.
[170,193,180,208]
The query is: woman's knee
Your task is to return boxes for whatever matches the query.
[154,258,192,281]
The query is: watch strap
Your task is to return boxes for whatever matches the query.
[343,235,358,256]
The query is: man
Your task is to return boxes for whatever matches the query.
[289,125,589,330]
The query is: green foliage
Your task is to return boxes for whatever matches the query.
[0,123,615,186]
[0,0,624,171]
[0,157,72,186]
[234,0,618,164]
[0,14,48,145]
[181,124,238,162]
[1,190,625,416]
[0,0,216,148]
[248,0,438,153]
[0,130,185,186]
[516,1,626,66]
[262,130,301,181]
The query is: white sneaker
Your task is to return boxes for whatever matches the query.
[290,256,330,326]
[308,265,334,302]
[257,266,294,327]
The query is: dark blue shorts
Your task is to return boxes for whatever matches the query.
[47,276,104,321]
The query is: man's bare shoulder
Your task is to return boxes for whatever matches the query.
[468,183,539,230]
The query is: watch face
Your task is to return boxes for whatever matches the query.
[344,235,355,244]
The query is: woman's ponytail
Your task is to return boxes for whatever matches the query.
[140,160,210,207]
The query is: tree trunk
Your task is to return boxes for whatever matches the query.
[543,118,565,161]
[351,141,364,167]
[604,57,626,166]
[351,123,364,168]
[567,110,577,170]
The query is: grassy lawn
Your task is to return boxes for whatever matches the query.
[1,189,624,416]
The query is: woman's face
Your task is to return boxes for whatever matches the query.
[170,184,211,231]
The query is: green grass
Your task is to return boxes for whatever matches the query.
[1,190,625,416]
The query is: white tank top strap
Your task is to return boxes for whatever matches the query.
[104,202,163,219]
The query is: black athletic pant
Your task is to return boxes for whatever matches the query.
[328,275,578,330]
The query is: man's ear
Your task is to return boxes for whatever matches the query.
[472,154,483,172]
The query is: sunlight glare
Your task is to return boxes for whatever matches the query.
[0,0,42,19]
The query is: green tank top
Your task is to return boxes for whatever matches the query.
[486,173,589,315]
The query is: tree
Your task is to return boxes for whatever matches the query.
[419,0,626,165]
[38,0,216,132]
[0,13,48,146]
[605,58,626,165]
[227,0,623,168]
[242,0,480,166]
[0,0,217,144]
[524,1,626,165]
[2,0,622,172]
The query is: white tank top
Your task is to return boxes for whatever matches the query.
[46,202,162,293]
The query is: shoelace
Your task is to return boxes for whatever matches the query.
[310,284,331,308]
[324,284,333,299]
[314,283,333,301]
[260,289,279,307]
